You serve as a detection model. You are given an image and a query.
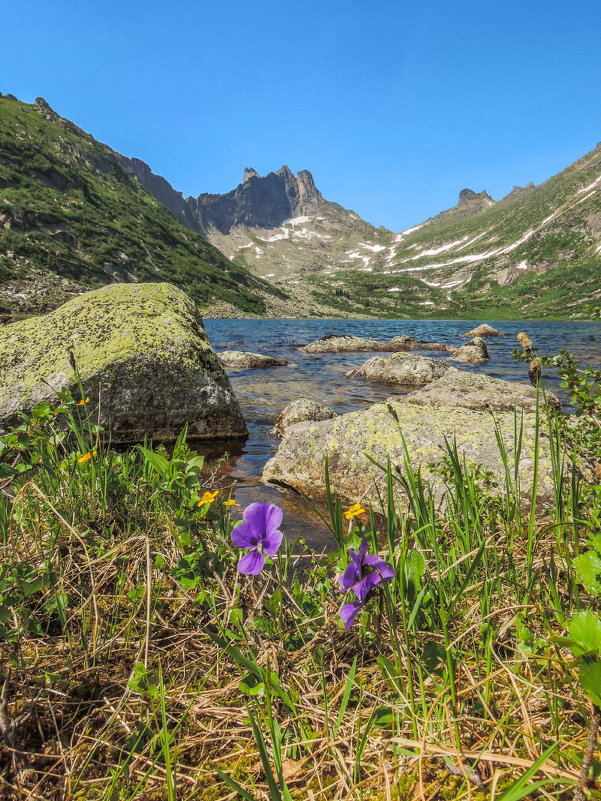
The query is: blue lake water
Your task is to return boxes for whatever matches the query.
[202,319,601,548]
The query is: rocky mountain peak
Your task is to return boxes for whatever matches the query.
[458,188,494,204]
[243,167,259,182]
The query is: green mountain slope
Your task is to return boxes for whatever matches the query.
[0,96,283,314]
[302,145,601,319]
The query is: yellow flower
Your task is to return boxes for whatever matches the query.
[224,499,239,507]
[78,452,92,463]
[77,397,90,406]
[344,503,365,520]
[199,490,219,506]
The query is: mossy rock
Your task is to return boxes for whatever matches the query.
[263,400,555,508]
[346,352,454,386]
[0,282,247,442]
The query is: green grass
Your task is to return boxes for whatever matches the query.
[0,368,600,799]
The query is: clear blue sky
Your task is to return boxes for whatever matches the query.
[4,0,601,230]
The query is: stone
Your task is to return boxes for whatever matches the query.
[450,337,490,364]
[219,350,289,369]
[460,324,504,338]
[415,341,455,352]
[300,334,418,353]
[263,401,555,509]
[274,399,337,437]
[346,352,454,386]
[402,371,561,412]
[0,282,247,443]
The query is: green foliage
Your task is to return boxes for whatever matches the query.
[0,97,285,314]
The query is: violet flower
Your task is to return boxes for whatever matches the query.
[338,536,395,629]
[231,502,283,575]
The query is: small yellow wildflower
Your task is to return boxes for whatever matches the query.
[77,397,90,406]
[199,490,219,506]
[224,499,240,507]
[77,450,97,464]
[344,503,365,520]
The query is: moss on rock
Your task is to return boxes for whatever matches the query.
[0,282,247,442]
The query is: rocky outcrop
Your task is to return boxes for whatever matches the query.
[347,353,454,386]
[263,401,554,508]
[460,324,504,338]
[274,399,336,437]
[402,371,560,412]
[219,351,289,369]
[299,335,419,353]
[189,166,324,234]
[0,283,247,443]
[451,337,490,364]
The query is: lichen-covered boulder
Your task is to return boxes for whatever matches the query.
[415,341,455,352]
[451,337,490,364]
[460,324,504,338]
[0,282,247,443]
[346,353,454,386]
[299,334,419,353]
[274,399,336,437]
[402,371,561,412]
[219,351,289,369]
[263,401,554,508]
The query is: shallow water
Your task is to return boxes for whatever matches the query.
[201,319,601,548]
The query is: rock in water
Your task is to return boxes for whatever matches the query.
[219,351,289,369]
[346,353,454,386]
[299,335,419,353]
[402,371,560,412]
[460,324,504,338]
[0,282,247,443]
[450,337,490,364]
[263,402,554,508]
[274,399,336,437]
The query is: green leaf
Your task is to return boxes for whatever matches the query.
[333,655,358,738]
[373,706,395,727]
[239,672,265,698]
[568,610,601,655]
[214,767,258,801]
[575,551,601,595]
[578,660,601,706]
[139,447,170,480]
[0,464,16,479]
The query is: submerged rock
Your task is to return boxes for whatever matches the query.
[346,352,454,386]
[451,337,490,364]
[274,399,336,437]
[263,401,554,508]
[0,282,247,443]
[220,350,289,369]
[402,371,561,412]
[415,341,455,352]
[460,324,504,338]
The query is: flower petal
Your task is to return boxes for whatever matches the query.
[242,502,283,537]
[231,522,259,549]
[261,529,283,557]
[353,572,382,601]
[337,561,361,591]
[340,600,363,630]
[363,555,396,581]
[237,550,265,575]
[358,536,368,564]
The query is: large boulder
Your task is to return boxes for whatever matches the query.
[346,353,454,386]
[263,401,555,508]
[0,282,247,443]
[402,371,561,412]
[460,324,504,338]
[451,337,490,364]
[220,351,288,369]
[274,399,336,437]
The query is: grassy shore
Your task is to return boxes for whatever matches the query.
[0,370,600,800]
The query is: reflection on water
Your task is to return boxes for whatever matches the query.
[199,318,601,549]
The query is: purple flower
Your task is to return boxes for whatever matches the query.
[231,502,283,575]
[337,537,395,629]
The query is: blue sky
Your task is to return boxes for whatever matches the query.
[4,0,601,229]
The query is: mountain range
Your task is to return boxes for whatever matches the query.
[1,92,601,318]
